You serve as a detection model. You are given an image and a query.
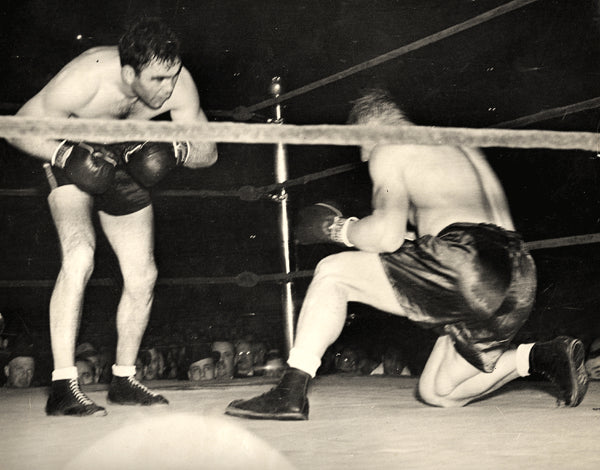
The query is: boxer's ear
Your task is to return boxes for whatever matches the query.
[121,65,136,85]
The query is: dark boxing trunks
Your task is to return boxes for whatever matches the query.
[46,163,152,216]
[379,223,536,372]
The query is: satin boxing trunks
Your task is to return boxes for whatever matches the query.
[46,163,152,216]
[379,222,536,372]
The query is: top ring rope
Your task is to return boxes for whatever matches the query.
[208,0,541,119]
[3,232,600,289]
[0,116,598,151]
[493,96,600,129]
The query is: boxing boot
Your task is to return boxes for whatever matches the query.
[108,376,169,406]
[225,367,310,420]
[529,336,589,407]
[46,379,107,416]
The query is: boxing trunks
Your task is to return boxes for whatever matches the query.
[379,222,536,372]
[46,161,152,216]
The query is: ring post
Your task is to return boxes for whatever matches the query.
[270,76,296,356]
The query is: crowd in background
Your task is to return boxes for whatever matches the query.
[2,310,600,389]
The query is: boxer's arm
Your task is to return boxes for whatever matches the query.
[169,68,218,169]
[346,146,409,253]
[8,70,94,161]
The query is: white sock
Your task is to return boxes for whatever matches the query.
[516,343,535,377]
[287,347,321,378]
[112,364,136,377]
[52,366,78,381]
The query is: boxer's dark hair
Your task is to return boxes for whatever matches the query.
[347,88,411,126]
[119,18,180,74]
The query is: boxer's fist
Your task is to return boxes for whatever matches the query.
[123,141,189,187]
[295,202,357,247]
[52,141,118,194]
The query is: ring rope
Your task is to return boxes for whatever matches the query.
[493,96,600,129]
[2,232,600,289]
[0,270,316,289]
[0,0,541,122]
[208,0,541,119]
[0,161,363,200]
[257,161,363,196]
[1,117,598,151]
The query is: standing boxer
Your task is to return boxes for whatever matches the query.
[225,89,588,420]
[7,18,217,416]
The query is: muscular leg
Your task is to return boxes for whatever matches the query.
[98,205,157,366]
[225,251,410,419]
[291,251,403,370]
[418,335,520,407]
[48,186,96,370]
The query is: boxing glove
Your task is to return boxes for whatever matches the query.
[52,141,118,194]
[123,141,190,187]
[295,202,358,247]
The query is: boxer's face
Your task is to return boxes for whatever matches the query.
[128,58,183,109]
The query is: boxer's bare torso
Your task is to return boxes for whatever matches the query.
[10,46,214,166]
[350,143,514,252]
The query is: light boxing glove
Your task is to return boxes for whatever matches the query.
[52,141,118,194]
[123,141,190,187]
[295,202,358,247]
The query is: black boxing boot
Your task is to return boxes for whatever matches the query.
[529,336,589,407]
[225,367,310,420]
[108,376,169,406]
[46,379,107,417]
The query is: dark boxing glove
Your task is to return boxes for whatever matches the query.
[123,141,190,187]
[295,202,358,247]
[52,141,118,194]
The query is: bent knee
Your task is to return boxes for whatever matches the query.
[313,252,359,281]
[61,245,95,278]
[417,379,466,408]
[123,262,158,292]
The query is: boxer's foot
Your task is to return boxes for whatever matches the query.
[46,379,107,416]
[530,336,589,407]
[225,367,310,420]
[108,376,168,406]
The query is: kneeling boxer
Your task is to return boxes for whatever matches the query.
[225,89,588,420]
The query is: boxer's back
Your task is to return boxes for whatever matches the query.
[395,144,514,236]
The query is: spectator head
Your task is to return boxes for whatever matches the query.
[188,356,215,382]
[135,355,145,381]
[211,341,235,379]
[139,347,165,381]
[75,358,96,385]
[383,346,409,376]
[334,346,359,373]
[234,339,255,377]
[4,353,35,388]
[75,342,101,384]
[263,349,285,378]
[251,341,267,367]
[585,338,600,380]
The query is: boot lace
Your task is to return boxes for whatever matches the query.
[68,378,95,405]
[126,376,160,397]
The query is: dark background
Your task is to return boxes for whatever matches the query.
[1,0,600,378]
